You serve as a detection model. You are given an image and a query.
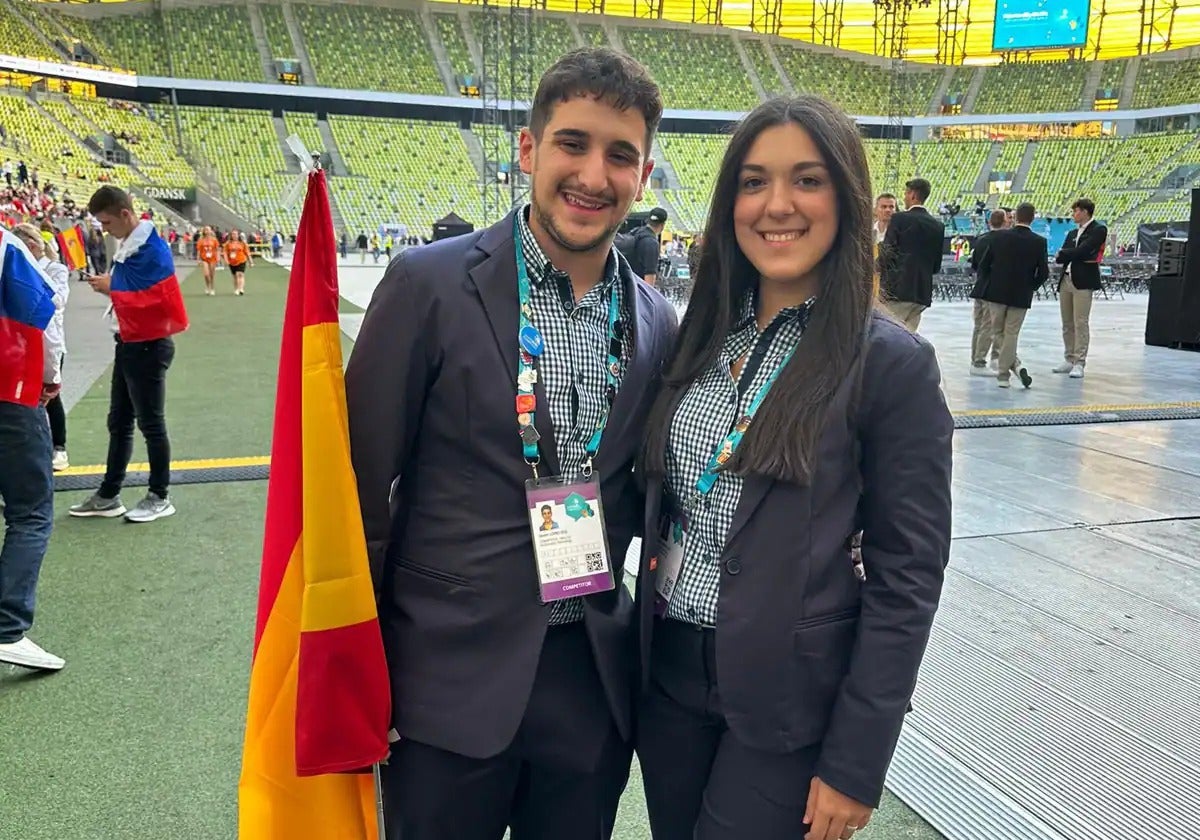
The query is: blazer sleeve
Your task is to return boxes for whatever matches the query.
[346,254,438,598]
[1034,237,1049,288]
[814,336,954,807]
[878,214,902,274]
[1058,224,1105,263]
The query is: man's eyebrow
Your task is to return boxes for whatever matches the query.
[552,129,640,157]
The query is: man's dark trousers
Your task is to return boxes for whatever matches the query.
[0,402,54,643]
[99,336,175,499]
[380,623,633,840]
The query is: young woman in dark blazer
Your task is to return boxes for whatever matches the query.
[635,96,954,840]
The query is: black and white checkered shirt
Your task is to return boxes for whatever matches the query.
[517,205,629,625]
[664,293,814,627]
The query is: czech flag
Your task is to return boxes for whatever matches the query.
[55,224,89,272]
[0,230,55,407]
[110,221,189,342]
[238,169,391,839]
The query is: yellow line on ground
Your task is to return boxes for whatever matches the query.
[59,455,270,476]
[956,401,1200,418]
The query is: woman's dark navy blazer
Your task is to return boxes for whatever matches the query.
[636,310,954,808]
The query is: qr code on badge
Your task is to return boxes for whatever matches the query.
[585,551,604,572]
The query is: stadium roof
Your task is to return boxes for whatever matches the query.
[440,0,1200,63]
[32,0,1200,63]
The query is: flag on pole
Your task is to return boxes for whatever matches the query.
[238,168,391,839]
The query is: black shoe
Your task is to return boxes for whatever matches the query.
[1018,367,1033,389]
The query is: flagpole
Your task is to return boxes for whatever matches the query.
[373,763,386,840]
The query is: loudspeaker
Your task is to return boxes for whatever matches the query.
[1146,274,1184,347]
[1159,237,1188,277]
[1177,188,1200,346]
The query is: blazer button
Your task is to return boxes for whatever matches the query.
[725,557,742,575]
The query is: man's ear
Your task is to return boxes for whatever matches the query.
[519,128,536,176]
[636,157,655,203]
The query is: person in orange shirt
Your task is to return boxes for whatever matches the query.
[195,226,220,296]
[223,230,252,296]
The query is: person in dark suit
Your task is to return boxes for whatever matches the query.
[878,177,945,332]
[635,96,954,840]
[968,209,1006,375]
[977,202,1048,389]
[1053,198,1107,378]
[345,48,678,840]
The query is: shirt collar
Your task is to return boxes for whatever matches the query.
[517,204,617,293]
[733,290,816,333]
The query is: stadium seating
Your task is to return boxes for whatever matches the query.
[1133,56,1200,109]
[1,1,60,62]
[434,13,474,82]
[49,8,169,76]
[774,44,937,116]
[174,105,300,233]
[578,22,608,47]
[259,4,295,62]
[62,97,194,187]
[973,61,1088,114]
[742,38,789,97]
[619,26,757,111]
[282,112,325,164]
[293,4,443,94]
[327,115,484,233]
[163,5,261,82]
[467,11,575,99]
[1096,59,1127,99]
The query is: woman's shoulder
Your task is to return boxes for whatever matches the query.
[858,309,940,391]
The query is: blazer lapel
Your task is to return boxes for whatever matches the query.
[467,213,561,476]
[724,474,775,545]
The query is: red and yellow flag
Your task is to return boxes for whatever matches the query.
[55,225,88,272]
[238,169,391,839]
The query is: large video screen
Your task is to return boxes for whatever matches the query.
[992,0,1090,51]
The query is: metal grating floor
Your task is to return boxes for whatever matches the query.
[887,420,1200,840]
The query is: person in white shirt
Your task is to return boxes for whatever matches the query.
[13,224,69,470]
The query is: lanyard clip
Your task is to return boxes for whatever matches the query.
[581,457,594,479]
[526,457,540,481]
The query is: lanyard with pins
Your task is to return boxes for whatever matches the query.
[512,215,622,480]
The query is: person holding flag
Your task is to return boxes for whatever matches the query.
[69,186,189,524]
[0,228,66,672]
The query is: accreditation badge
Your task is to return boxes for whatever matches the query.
[525,475,616,603]
[653,513,687,617]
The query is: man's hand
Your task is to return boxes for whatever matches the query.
[39,382,62,407]
[804,776,874,840]
[87,273,112,295]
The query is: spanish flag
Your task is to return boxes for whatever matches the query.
[238,169,391,839]
[55,224,88,272]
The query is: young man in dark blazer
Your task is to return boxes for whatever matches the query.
[878,177,945,332]
[978,202,1049,388]
[1053,198,1107,378]
[345,48,677,839]
[968,209,1006,375]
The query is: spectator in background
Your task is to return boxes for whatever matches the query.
[14,223,70,471]
[1053,198,1107,379]
[968,209,1006,376]
[617,206,666,285]
[978,202,1047,389]
[69,186,189,524]
[0,229,65,672]
[878,177,944,332]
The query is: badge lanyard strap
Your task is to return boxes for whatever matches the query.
[681,342,799,516]
[513,216,621,480]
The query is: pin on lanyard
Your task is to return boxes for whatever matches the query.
[512,215,622,480]
[680,342,799,516]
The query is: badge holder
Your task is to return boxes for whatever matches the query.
[526,473,616,604]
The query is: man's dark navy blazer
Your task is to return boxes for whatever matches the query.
[346,211,678,760]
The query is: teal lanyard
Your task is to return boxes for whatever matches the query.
[513,215,622,479]
[682,340,799,515]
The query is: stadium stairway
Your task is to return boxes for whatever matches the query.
[565,18,587,48]
[1081,61,1103,110]
[460,128,486,181]
[963,68,986,112]
[279,1,317,88]
[419,4,462,96]
[1119,56,1142,108]
[245,2,279,84]
[930,67,955,115]
[317,119,349,176]
[732,36,769,101]
[973,142,1005,193]
[1,0,62,59]
[457,6,483,78]
[1012,142,1038,193]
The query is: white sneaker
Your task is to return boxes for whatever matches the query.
[1052,362,1074,374]
[52,448,69,471]
[1069,363,1085,379]
[125,492,175,523]
[0,636,65,671]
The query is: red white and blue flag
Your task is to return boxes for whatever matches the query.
[0,230,56,407]
[110,220,189,342]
